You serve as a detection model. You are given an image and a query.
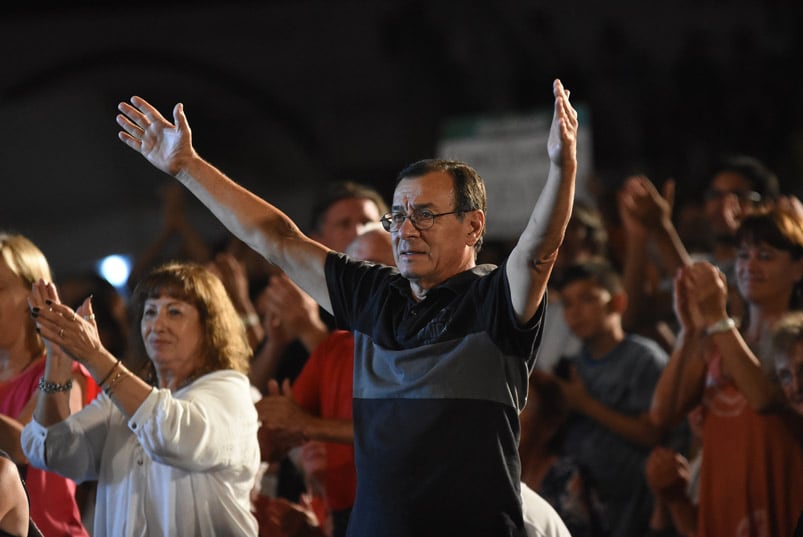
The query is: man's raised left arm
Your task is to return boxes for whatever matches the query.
[506,78,578,323]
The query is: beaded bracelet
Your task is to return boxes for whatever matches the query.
[38,377,73,394]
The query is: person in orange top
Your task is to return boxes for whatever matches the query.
[651,207,803,537]
[256,227,393,537]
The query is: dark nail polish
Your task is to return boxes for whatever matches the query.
[35,327,40,333]
[31,311,39,318]
[45,299,52,305]
[32,307,40,313]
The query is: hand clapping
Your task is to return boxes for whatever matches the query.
[29,279,102,364]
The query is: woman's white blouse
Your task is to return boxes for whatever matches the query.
[22,369,260,537]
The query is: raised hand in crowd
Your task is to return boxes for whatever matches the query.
[127,183,212,290]
[649,266,709,429]
[672,266,706,335]
[261,273,328,354]
[682,262,728,328]
[207,252,265,349]
[777,194,803,221]
[618,175,675,238]
[248,273,329,392]
[617,175,692,350]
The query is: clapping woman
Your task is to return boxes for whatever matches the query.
[22,262,260,536]
[651,206,803,536]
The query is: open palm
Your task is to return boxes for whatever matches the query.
[546,78,578,167]
[117,97,194,176]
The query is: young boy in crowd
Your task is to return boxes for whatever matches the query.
[551,260,671,537]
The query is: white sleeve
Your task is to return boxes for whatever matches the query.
[21,395,114,483]
[520,482,573,537]
[129,371,259,472]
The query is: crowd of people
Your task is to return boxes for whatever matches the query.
[1,78,802,537]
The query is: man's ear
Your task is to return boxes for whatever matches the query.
[609,291,628,315]
[466,210,485,247]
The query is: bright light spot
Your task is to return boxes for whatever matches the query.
[98,255,131,287]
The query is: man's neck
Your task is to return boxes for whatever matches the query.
[409,282,428,302]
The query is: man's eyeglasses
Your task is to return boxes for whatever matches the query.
[380,209,459,232]
[704,189,762,204]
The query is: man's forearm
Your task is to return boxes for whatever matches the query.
[520,162,576,262]
[650,331,706,428]
[708,330,784,411]
[507,162,576,321]
[578,398,664,447]
[173,155,331,308]
[175,156,301,265]
[653,219,693,272]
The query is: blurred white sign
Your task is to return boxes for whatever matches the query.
[437,105,593,240]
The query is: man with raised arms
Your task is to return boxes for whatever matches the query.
[116,79,578,537]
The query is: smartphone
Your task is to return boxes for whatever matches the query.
[553,357,573,380]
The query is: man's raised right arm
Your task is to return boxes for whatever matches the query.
[116,96,331,311]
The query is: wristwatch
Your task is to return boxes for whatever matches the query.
[705,317,736,335]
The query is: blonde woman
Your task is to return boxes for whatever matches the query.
[0,233,89,536]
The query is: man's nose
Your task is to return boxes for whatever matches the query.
[398,215,419,236]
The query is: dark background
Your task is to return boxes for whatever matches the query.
[3,1,802,279]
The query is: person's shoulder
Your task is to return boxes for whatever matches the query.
[328,329,354,343]
[437,263,499,293]
[330,251,399,274]
[313,330,355,359]
[329,251,403,290]
[326,329,355,349]
[622,333,669,362]
[188,371,259,409]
